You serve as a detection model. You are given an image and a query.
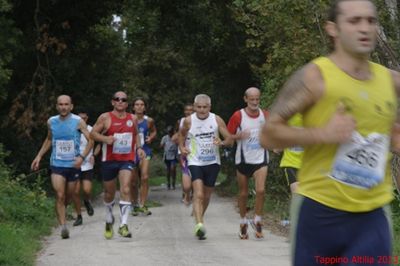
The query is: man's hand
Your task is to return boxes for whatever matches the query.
[105,135,116,145]
[31,156,41,171]
[89,155,95,165]
[180,146,190,157]
[320,103,356,144]
[213,137,224,146]
[137,148,146,160]
[74,156,84,169]
[145,136,152,144]
[236,130,250,140]
[391,123,400,154]
[272,149,282,154]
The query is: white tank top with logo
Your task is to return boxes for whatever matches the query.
[80,125,94,171]
[187,113,220,166]
[235,108,267,164]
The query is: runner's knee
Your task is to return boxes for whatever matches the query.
[255,187,265,195]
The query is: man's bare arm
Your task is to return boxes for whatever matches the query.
[390,69,400,152]
[390,69,400,192]
[31,123,52,171]
[216,115,233,146]
[147,118,157,143]
[90,113,113,144]
[270,66,317,120]
[178,117,191,155]
[261,63,355,149]
[79,119,94,158]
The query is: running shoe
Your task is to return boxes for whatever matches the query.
[104,222,113,239]
[73,215,83,226]
[84,200,94,216]
[118,224,132,238]
[131,205,140,216]
[61,227,69,239]
[104,215,115,239]
[194,223,206,240]
[139,205,152,216]
[238,223,249,240]
[182,199,191,207]
[250,220,264,239]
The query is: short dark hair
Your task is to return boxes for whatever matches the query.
[74,108,88,114]
[132,97,147,107]
[327,0,374,23]
[112,91,128,99]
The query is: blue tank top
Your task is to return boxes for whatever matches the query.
[50,114,81,167]
[138,115,152,156]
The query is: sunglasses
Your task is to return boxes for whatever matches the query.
[113,97,128,103]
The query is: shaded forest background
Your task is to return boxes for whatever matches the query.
[0,0,399,175]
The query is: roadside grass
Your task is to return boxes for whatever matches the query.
[0,171,55,266]
[0,222,53,266]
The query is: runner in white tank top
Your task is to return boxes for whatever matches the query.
[175,103,194,205]
[227,87,269,239]
[179,94,233,240]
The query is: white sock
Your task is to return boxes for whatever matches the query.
[119,200,132,226]
[104,200,115,223]
[254,215,262,223]
[240,217,247,225]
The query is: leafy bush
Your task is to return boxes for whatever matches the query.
[0,144,54,266]
[149,154,166,178]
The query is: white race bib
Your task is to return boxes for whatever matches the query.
[198,136,216,162]
[112,133,133,154]
[55,140,75,160]
[245,128,261,151]
[329,131,389,189]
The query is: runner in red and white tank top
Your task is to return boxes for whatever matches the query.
[91,91,145,239]
[102,111,137,162]
[227,87,269,239]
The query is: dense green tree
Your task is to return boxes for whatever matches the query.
[1,0,399,177]
[0,0,125,172]
[122,0,254,133]
[0,0,21,103]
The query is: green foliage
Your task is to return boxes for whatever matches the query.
[0,0,125,173]
[122,0,254,132]
[149,154,167,178]
[0,0,21,103]
[0,223,39,266]
[232,0,330,106]
[0,144,54,266]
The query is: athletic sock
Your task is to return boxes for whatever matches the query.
[254,215,262,223]
[119,200,132,225]
[240,217,247,225]
[104,199,115,223]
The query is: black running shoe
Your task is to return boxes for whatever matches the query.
[84,200,94,216]
[73,215,83,226]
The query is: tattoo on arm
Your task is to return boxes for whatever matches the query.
[270,67,316,120]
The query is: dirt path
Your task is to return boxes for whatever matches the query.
[36,186,290,266]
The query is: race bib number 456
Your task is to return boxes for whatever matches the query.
[329,132,389,189]
[113,133,133,154]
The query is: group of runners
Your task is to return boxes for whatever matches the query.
[31,1,400,265]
